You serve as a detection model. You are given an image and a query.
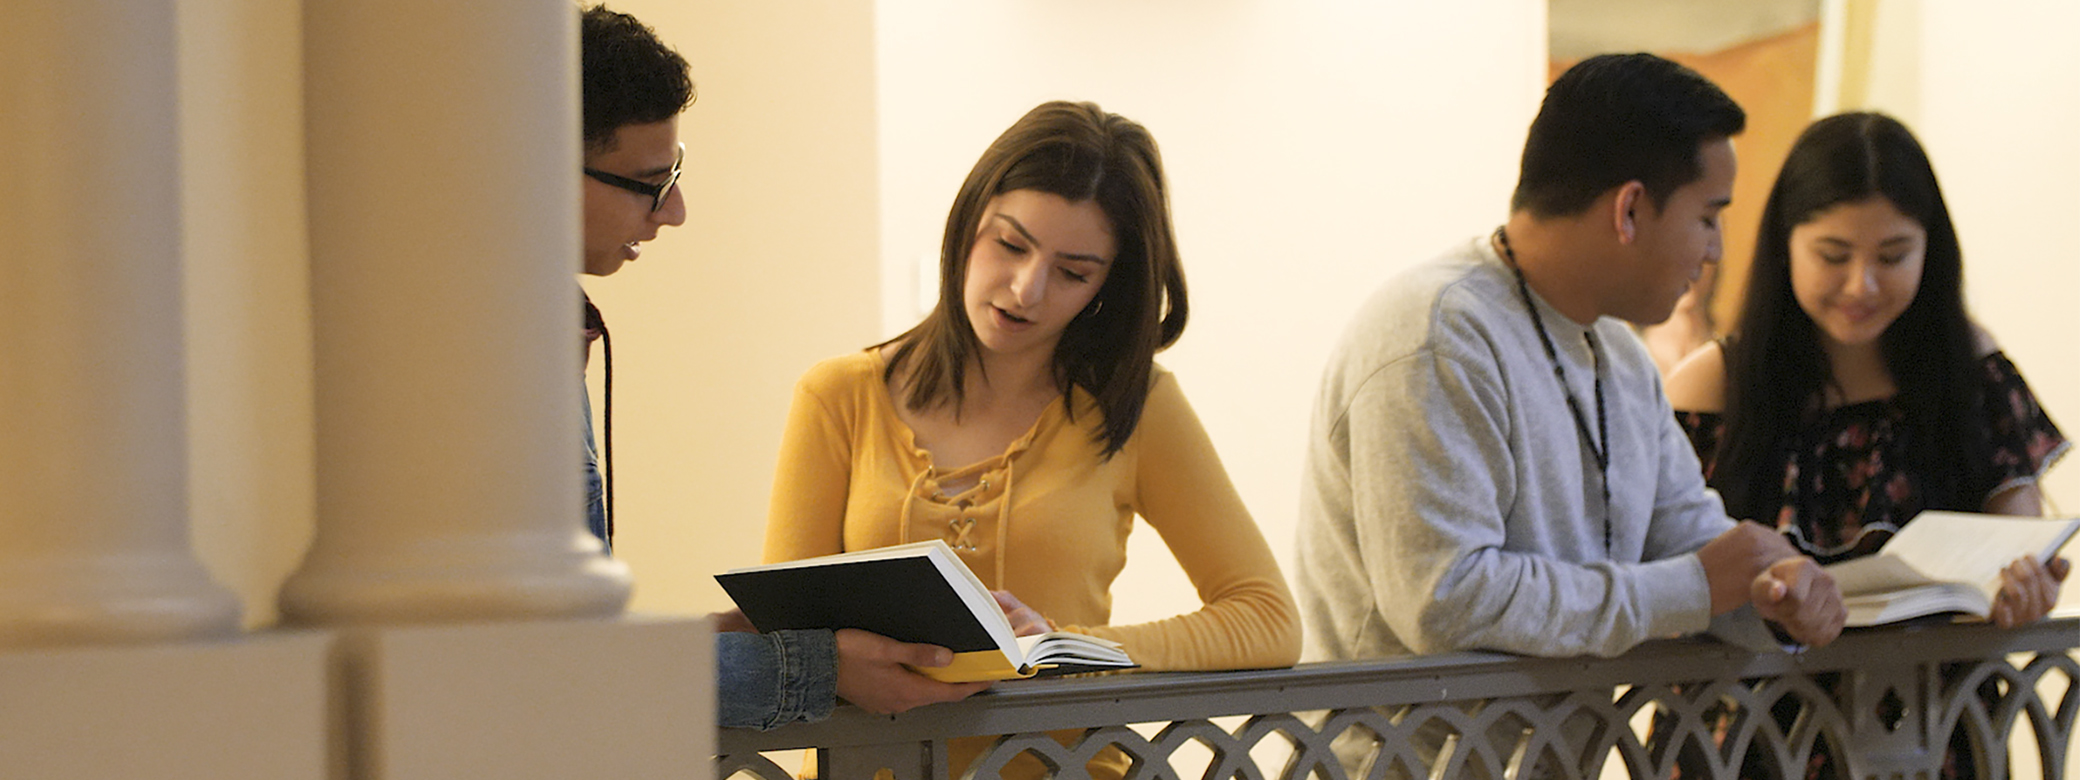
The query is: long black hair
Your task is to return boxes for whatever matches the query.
[1715,112,1984,519]
[882,101,1188,457]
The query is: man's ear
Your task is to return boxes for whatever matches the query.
[1612,181,1646,244]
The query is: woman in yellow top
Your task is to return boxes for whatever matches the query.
[764,100,1302,778]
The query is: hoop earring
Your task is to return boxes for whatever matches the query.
[1079,299,1104,319]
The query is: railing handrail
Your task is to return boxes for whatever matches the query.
[722,616,2080,755]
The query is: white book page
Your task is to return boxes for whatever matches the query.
[1843,582,1988,625]
[1828,554,1934,596]
[1877,511,2077,588]
[1017,631,1130,665]
[724,538,945,573]
[925,542,1021,661]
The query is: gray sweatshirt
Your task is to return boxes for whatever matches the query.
[1296,236,1733,660]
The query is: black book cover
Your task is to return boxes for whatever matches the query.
[716,556,999,653]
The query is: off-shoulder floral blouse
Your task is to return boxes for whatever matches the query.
[1676,352,2068,564]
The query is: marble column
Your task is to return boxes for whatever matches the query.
[0,0,244,648]
[278,0,630,624]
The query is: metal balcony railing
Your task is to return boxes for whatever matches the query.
[719,617,2077,780]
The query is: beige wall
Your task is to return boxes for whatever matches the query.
[1835,0,2078,517]
[1909,1,2080,516]
[580,0,883,613]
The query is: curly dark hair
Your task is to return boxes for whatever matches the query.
[1512,53,1746,217]
[580,5,694,155]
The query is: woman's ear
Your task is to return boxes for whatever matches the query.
[1612,181,1646,244]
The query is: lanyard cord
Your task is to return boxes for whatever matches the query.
[1494,227,1611,554]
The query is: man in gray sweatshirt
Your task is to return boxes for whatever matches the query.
[1296,53,1845,665]
[1294,51,1846,780]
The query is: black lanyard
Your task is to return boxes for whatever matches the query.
[1494,227,1612,554]
[584,294,616,550]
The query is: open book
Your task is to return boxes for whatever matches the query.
[1826,511,2078,627]
[716,540,1135,683]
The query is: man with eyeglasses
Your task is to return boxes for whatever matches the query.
[578,4,995,731]
[578,6,688,551]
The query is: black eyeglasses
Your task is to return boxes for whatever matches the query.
[583,143,683,212]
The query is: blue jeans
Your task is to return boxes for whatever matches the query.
[718,629,838,730]
[583,387,835,729]
[582,387,608,548]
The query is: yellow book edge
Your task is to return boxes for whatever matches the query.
[910,649,1036,683]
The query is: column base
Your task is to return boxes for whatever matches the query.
[0,554,244,648]
[0,631,331,779]
[278,533,632,625]
[346,614,712,780]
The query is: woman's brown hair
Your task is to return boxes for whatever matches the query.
[882,100,1188,457]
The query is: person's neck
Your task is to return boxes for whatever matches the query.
[1498,212,1603,327]
[1821,335,1894,403]
[966,344,1060,409]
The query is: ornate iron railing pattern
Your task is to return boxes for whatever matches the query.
[719,617,2078,780]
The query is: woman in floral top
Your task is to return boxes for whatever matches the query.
[1661,112,2069,779]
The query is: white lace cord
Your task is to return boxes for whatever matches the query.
[992,457,1015,591]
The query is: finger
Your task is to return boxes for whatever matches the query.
[1791,568,1843,645]
[1995,580,2033,628]
[1796,589,1843,645]
[1764,559,1815,609]
[2028,564,2057,621]
[1795,586,1830,637]
[1750,524,1798,559]
[1781,564,1812,604]
[1994,565,2019,626]
[895,642,956,669]
[2023,563,2054,620]
[2010,560,2051,622]
[994,591,1026,614]
[2048,556,2071,582]
[1815,614,1843,645]
[2011,556,2044,587]
[1751,571,1787,608]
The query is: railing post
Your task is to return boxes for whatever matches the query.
[0,0,243,650]
[1837,655,1940,779]
[273,2,710,777]
[822,742,937,780]
[277,0,628,627]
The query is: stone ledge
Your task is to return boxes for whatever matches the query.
[0,631,332,780]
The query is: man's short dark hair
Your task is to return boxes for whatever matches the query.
[581,5,694,156]
[1510,53,1745,218]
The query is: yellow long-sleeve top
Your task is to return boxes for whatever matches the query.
[764,349,1301,673]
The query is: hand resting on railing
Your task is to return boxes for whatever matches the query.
[1696,520,1846,646]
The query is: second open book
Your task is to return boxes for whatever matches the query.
[717,540,1136,683]
[1826,510,2078,627]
